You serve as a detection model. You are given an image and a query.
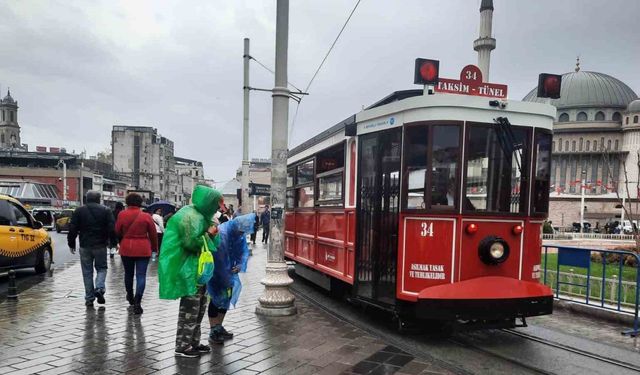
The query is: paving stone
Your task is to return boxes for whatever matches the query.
[0,241,448,375]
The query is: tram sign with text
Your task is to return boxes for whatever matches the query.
[434,65,507,99]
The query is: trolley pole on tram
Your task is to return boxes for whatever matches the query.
[256,0,297,317]
[241,38,251,216]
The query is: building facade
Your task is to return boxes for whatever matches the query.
[0,90,26,151]
[112,125,176,202]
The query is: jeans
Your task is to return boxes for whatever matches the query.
[121,256,150,304]
[79,247,108,302]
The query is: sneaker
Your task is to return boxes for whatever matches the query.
[126,293,135,306]
[208,330,225,344]
[193,344,211,353]
[85,301,94,307]
[95,290,106,305]
[174,348,201,358]
[220,326,234,340]
[133,305,143,315]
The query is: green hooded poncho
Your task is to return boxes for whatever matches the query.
[158,185,222,300]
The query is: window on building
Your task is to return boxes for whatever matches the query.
[627,117,630,125]
[565,141,569,151]
[579,138,583,151]
[613,112,622,122]
[552,141,556,152]
[1,111,4,122]
[586,140,590,151]
[558,138,563,151]
[601,137,605,149]
[559,113,569,122]
[0,134,4,144]
[595,111,605,121]
[607,139,612,150]
[615,140,619,150]
[10,111,14,122]
[593,139,598,151]
[572,141,576,151]
[634,115,639,124]
[577,112,588,121]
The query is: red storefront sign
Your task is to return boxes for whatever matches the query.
[434,65,508,99]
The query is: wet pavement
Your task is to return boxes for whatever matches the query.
[0,241,451,375]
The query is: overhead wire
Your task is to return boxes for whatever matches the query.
[249,55,303,93]
[288,0,364,143]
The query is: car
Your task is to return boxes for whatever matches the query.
[54,209,75,233]
[31,208,56,231]
[0,194,53,274]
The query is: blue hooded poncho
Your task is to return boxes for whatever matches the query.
[208,213,256,309]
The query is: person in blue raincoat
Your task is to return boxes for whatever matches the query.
[207,213,256,344]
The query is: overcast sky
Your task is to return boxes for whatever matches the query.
[1,0,638,182]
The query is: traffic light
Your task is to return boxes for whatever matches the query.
[537,73,562,99]
[414,58,440,85]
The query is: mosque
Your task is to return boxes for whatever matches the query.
[475,0,639,230]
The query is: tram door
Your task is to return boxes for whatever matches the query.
[355,128,402,306]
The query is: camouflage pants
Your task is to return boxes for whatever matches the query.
[175,285,207,350]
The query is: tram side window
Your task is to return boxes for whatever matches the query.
[464,124,529,213]
[295,160,315,208]
[286,167,295,209]
[316,143,345,206]
[532,130,552,214]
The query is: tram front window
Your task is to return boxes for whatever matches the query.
[402,124,460,210]
[532,129,552,214]
[464,124,529,213]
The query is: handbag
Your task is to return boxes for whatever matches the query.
[197,235,214,285]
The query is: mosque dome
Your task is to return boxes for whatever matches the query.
[522,71,637,109]
[628,99,640,113]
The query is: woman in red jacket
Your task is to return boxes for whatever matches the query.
[115,193,159,315]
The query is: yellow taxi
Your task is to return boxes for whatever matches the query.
[0,194,53,274]
[54,209,74,233]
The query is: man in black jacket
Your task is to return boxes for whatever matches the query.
[68,191,117,307]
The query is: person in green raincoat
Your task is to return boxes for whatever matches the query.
[158,184,224,358]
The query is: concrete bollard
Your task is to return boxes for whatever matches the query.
[7,269,18,300]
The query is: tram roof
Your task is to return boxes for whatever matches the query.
[288,90,556,160]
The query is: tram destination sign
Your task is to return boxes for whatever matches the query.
[249,183,270,196]
[434,65,507,99]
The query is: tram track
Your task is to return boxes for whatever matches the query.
[290,271,640,374]
[502,328,640,373]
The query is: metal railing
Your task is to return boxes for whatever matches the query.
[543,233,637,241]
[541,245,640,336]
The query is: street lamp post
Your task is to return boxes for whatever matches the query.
[241,38,251,216]
[256,0,296,317]
[580,170,586,233]
[59,159,67,202]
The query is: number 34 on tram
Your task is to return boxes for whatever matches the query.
[284,60,562,329]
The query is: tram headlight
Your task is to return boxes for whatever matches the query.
[478,236,510,265]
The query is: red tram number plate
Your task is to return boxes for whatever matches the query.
[402,218,455,294]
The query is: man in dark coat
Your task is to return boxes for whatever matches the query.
[260,205,271,244]
[68,191,118,307]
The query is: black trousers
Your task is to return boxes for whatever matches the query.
[262,225,270,243]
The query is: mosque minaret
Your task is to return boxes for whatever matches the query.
[473,0,496,81]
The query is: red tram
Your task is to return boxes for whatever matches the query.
[285,64,557,329]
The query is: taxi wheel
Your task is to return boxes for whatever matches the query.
[35,247,52,274]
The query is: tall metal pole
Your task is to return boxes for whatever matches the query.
[256,0,296,316]
[62,160,67,201]
[580,176,585,233]
[241,38,251,215]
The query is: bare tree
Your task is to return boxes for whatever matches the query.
[603,148,640,251]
